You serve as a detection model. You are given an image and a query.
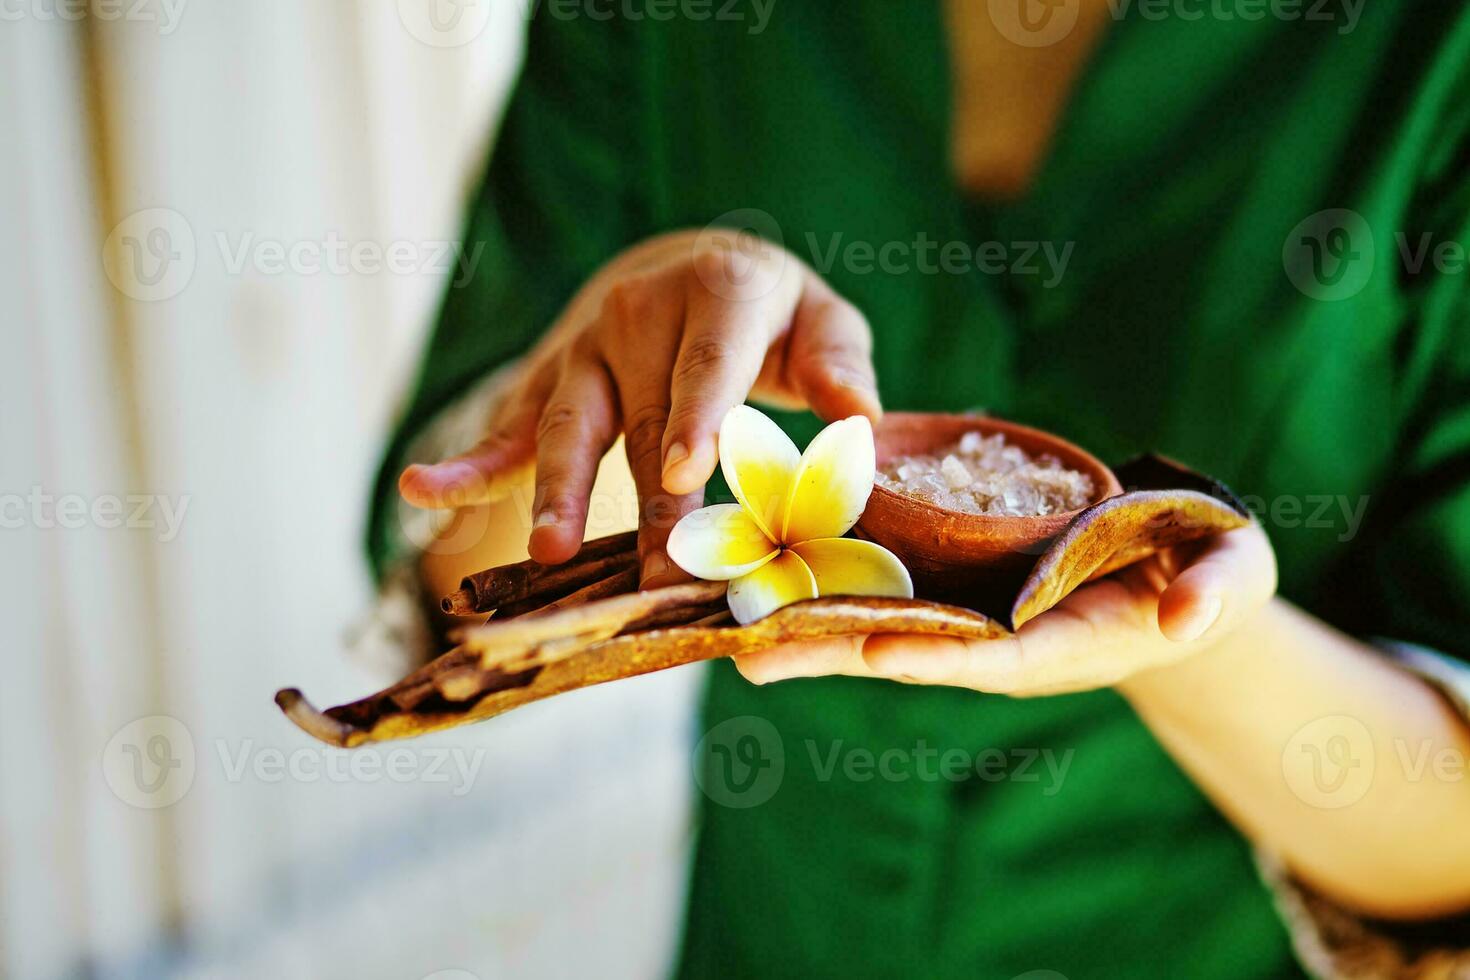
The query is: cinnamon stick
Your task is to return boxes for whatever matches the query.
[494,564,640,620]
[440,530,638,615]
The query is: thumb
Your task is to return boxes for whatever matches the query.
[1157,523,1276,643]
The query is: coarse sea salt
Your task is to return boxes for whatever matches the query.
[875,431,1095,517]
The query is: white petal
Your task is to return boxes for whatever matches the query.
[781,415,876,544]
[667,503,778,581]
[791,537,913,599]
[719,405,799,541]
[726,549,817,625]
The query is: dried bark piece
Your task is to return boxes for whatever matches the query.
[1008,458,1250,631]
[460,581,729,670]
[441,530,637,615]
[276,596,1004,747]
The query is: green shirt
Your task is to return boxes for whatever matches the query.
[370,4,1470,977]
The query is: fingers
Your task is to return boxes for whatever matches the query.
[737,632,1025,691]
[736,527,1280,695]
[598,278,703,586]
[733,635,876,685]
[783,284,883,424]
[1157,522,1277,642]
[398,366,553,509]
[659,252,803,495]
[527,353,619,564]
[861,633,1027,691]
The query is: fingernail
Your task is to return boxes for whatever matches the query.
[1180,595,1223,642]
[533,510,558,530]
[398,464,425,493]
[662,442,689,476]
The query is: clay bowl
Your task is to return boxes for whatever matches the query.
[856,413,1122,607]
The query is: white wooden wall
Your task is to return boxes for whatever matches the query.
[0,4,697,978]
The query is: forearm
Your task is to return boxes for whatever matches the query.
[1118,597,1470,920]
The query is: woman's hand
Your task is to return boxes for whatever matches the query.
[734,521,1279,694]
[398,230,881,584]
[735,518,1470,920]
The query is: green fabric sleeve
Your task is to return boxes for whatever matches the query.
[366,6,650,578]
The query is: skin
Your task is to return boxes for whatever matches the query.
[403,8,1470,921]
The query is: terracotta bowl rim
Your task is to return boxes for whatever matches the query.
[865,412,1123,529]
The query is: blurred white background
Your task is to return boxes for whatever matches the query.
[0,3,697,978]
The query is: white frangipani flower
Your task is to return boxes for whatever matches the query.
[667,405,913,625]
